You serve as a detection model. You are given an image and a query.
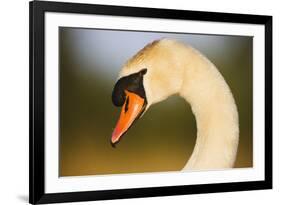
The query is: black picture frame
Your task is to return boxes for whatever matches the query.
[29,0,272,204]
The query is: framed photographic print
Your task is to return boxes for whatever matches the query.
[29,0,272,204]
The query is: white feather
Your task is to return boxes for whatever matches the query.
[118,39,239,170]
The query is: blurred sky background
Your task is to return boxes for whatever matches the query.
[59,27,253,177]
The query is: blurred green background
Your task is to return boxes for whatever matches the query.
[59,28,253,176]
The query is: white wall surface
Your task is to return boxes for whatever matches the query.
[0,0,279,204]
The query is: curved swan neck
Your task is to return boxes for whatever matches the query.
[119,39,239,170]
[179,48,239,170]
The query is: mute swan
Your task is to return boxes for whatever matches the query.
[111,39,239,170]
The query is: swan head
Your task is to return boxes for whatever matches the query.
[111,68,148,145]
[111,39,184,145]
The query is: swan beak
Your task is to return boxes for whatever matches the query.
[111,90,145,145]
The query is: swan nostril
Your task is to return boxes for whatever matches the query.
[124,97,129,113]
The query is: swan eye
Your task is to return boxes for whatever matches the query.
[112,68,147,107]
[139,68,147,75]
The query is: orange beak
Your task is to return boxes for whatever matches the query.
[111,90,145,145]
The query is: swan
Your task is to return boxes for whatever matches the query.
[111,39,239,170]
